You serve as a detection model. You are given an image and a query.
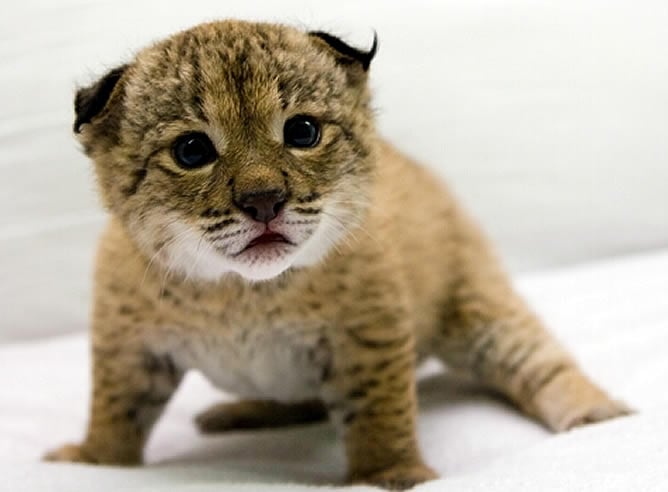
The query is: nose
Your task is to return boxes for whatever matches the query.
[236,189,287,223]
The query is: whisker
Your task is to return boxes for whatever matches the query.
[183,231,208,283]
[320,204,382,249]
[157,229,198,303]
[139,217,194,289]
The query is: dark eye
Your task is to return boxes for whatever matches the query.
[171,132,217,169]
[284,115,321,148]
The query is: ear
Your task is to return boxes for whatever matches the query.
[74,64,129,134]
[308,31,378,75]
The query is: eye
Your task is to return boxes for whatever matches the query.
[283,115,321,148]
[171,132,217,169]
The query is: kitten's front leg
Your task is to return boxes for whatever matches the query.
[44,320,182,465]
[327,322,436,490]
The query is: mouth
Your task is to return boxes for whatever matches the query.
[235,230,295,256]
[246,231,289,248]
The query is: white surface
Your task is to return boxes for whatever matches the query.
[1,249,667,491]
[1,0,668,340]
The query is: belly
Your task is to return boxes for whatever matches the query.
[164,324,331,402]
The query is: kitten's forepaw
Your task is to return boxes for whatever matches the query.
[553,398,634,432]
[43,443,97,464]
[43,442,141,466]
[351,463,438,490]
[529,369,634,432]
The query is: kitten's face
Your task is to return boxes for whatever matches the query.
[77,21,377,281]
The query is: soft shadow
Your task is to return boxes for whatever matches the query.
[152,369,520,486]
[416,370,516,413]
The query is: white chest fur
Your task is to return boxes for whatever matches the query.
[161,322,331,402]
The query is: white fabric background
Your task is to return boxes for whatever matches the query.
[1,0,667,340]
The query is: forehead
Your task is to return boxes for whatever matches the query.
[125,22,348,133]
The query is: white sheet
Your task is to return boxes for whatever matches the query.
[1,249,667,491]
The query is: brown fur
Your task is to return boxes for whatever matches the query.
[44,20,630,489]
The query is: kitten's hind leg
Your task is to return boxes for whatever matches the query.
[195,399,327,433]
[436,300,632,432]
[434,218,632,432]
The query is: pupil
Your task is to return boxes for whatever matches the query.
[285,117,319,147]
[184,139,204,162]
[295,123,313,142]
[171,132,216,169]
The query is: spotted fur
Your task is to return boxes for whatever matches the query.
[44,20,630,489]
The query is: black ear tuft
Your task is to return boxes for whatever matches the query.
[74,65,128,134]
[309,31,378,71]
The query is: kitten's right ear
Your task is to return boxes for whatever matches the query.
[74,64,129,134]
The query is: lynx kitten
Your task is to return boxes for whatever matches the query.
[45,20,630,489]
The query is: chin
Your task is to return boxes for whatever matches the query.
[166,241,299,283]
[151,214,342,284]
[156,228,298,283]
[229,244,299,281]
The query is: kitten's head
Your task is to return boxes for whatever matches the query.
[76,20,378,281]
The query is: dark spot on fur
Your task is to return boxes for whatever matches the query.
[471,334,496,377]
[294,207,321,215]
[119,304,134,315]
[342,411,357,424]
[297,192,321,204]
[142,352,161,373]
[347,387,368,400]
[364,378,381,389]
[155,164,181,178]
[373,359,393,372]
[92,344,121,358]
[204,218,237,233]
[267,305,283,317]
[201,207,223,218]
[525,363,571,400]
[123,167,148,196]
[321,364,333,382]
[346,364,365,375]
[505,340,541,377]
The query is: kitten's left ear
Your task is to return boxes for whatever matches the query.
[308,31,378,82]
[74,64,129,134]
